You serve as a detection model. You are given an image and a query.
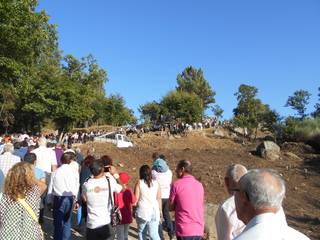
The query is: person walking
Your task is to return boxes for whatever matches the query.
[135,165,162,240]
[0,162,45,239]
[169,160,204,240]
[47,152,80,240]
[152,156,174,239]
[115,172,136,240]
[82,159,122,240]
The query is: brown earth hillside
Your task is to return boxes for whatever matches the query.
[80,130,320,240]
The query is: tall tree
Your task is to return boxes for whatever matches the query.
[212,104,224,121]
[104,94,136,126]
[139,101,162,124]
[176,66,215,113]
[285,90,311,119]
[313,87,320,118]
[161,91,202,123]
[233,84,265,137]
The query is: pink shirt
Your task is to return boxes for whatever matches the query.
[169,175,204,237]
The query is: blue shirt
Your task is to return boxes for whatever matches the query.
[35,167,45,180]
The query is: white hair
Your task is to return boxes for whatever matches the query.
[3,143,14,153]
[38,137,47,146]
[239,169,285,210]
[226,164,248,182]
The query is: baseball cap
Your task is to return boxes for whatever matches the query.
[119,172,129,184]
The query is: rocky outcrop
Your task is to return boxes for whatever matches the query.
[257,141,281,160]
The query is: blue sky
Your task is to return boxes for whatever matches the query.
[38,0,320,120]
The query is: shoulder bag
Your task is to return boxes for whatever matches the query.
[106,177,122,226]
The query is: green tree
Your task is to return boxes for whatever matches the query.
[285,90,311,119]
[139,101,162,123]
[161,91,202,123]
[104,94,136,126]
[0,0,59,131]
[313,87,320,117]
[212,104,224,121]
[233,84,265,138]
[176,66,215,113]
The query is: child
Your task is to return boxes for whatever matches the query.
[115,172,136,240]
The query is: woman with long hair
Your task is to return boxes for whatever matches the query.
[0,162,44,239]
[135,164,162,240]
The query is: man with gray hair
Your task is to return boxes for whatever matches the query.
[215,164,248,240]
[0,143,20,176]
[234,169,309,240]
[32,137,57,178]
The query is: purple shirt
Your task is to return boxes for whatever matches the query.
[54,148,64,167]
[169,174,204,237]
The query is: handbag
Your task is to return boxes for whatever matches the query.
[106,177,122,226]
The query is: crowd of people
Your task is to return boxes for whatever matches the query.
[0,134,311,240]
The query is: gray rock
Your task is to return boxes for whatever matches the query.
[257,141,281,160]
[213,128,226,137]
[283,151,302,161]
[204,203,219,240]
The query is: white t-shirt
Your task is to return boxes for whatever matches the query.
[152,169,172,199]
[32,146,57,173]
[83,176,122,229]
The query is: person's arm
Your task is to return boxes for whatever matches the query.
[46,172,55,205]
[157,182,162,218]
[134,181,140,205]
[168,184,175,211]
[36,180,47,196]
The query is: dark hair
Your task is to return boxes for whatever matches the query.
[159,154,166,160]
[28,145,36,153]
[61,152,75,164]
[101,155,113,166]
[101,155,113,172]
[14,142,21,149]
[83,155,95,167]
[176,160,192,174]
[152,152,159,160]
[89,159,104,177]
[21,140,28,148]
[24,153,37,164]
[139,165,152,188]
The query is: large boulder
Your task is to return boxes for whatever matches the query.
[204,203,218,240]
[257,141,281,161]
[213,128,226,138]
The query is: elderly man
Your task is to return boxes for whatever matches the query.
[234,169,309,240]
[32,137,57,180]
[215,164,248,240]
[0,143,20,176]
[169,160,204,240]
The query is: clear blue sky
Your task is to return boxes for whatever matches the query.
[38,0,320,120]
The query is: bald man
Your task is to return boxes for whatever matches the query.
[215,164,247,240]
[234,169,309,240]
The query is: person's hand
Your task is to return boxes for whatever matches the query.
[108,165,117,175]
[73,202,80,211]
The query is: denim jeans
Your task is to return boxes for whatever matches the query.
[53,196,73,240]
[116,224,129,240]
[87,224,114,240]
[136,216,160,240]
[162,198,174,238]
